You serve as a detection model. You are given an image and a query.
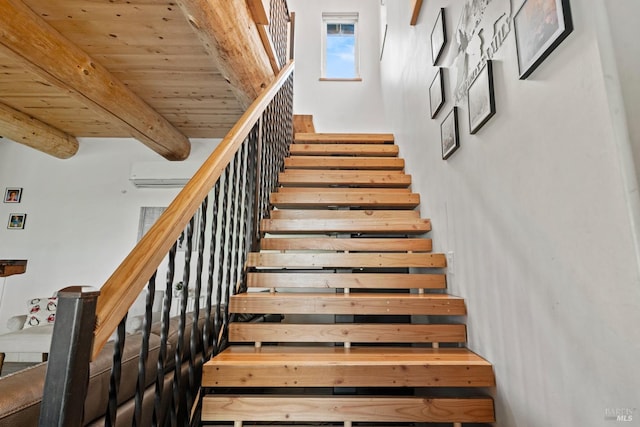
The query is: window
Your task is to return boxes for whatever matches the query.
[321,13,360,80]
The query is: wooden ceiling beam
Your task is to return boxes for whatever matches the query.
[176,0,275,108]
[0,0,191,161]
[0,102,78,159]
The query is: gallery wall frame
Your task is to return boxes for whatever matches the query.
[514,0,573,79]
[441,107,459,160]
[7,213,26,230]
[430,8,447,65]
[3,187,22,203]
[429,68,445,119]
[467,60,496,134]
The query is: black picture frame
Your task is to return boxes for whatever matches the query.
[429,68,445,119]
[514,0,573,79]
[441,107,459,160]
[467,60,496,134]
[430,8,447,65]
[4,187,22,203]
[7,213,26,230]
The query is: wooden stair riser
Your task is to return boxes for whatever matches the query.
[278,171,412,188]
[259,238,433,252]
[260,219,431,235]
[229,323,467,344]
[294,132,395,144]
[284,156,405,170]
[246,272,447,290]
[289,144,399,157]
[202,396,495,423]
[247,252,446,269]
[229,293,466,316]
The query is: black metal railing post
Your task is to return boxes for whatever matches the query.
[39,286,100,427]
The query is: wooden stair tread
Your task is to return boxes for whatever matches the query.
[202,396,495,423]
[247,252,446,268]
[202,347,494,388]
[289,144,399,157]
[294,132,395,144]
[293,116,315,133]
[284,156,404,170]
[260,218,431,234]
[278,171,411,188]
[208,346,490,364]
[277,187,411,194]
[270,209,420,219]
[246,272,446,289]
[229,292,466,315]
[259,238,433,252]
[229,323,467,344]
[270,192,420,208]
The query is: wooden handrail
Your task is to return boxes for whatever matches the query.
[92,60,295,359]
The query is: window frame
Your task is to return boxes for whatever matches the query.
[320,12,361,81]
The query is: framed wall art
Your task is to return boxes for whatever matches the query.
[441,107,459,160]
[467,60,496,134]
[4,187,22,203]
[429,68,445,119]
[430,8,447,65]
[514,0,573,79]
[7,213,26,230]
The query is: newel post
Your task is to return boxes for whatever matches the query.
[39,286,100,427]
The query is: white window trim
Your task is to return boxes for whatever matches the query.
[321,12,361,80]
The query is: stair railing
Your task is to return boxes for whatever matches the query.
[39,59,294,427]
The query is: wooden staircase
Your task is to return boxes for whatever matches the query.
[201,132,496,426]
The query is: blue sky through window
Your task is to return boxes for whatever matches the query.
[326,33,356,78]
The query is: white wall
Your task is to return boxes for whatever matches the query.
[603,0,640,183]
[379,1,640,426]
[0,138,218,344]
[287,0,389,133]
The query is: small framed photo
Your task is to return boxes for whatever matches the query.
[4,188,22,203]
[429,68,445,119]
[430,8,447,65]
[468,60,496,134]
[7,213,26,230]
[514,0,573,79]
[441,107,459,160]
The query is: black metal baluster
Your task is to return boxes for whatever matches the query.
[204,181,221,360]
[133,275,157,427]
[221,154,239,344]
[228,146,244,301]
[153,244,176,427]
[175,214,194,425]
[215,165,231,353]
[106,316,127,427]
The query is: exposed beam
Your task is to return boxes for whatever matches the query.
[0,0,190,161]
[0,102,78,159]
[177,0,275,108]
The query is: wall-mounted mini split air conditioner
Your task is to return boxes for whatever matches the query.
[129,161,200,188]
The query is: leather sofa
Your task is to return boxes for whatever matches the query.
[0,291,164,376]
[0,310,204,427]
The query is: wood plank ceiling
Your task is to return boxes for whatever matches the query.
[0,0,278,160]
